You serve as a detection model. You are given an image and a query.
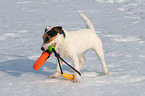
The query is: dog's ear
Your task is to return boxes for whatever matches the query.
[45,26,52,33]
[45,27,48,32]
[54,26,65,38]
[54,26,62,33]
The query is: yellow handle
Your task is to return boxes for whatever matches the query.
[61,72,74,80]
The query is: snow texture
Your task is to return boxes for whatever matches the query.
[0,0,145,96]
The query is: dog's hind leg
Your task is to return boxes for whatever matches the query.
[94,48,108,75]
[79,53,86,70]
[93,40,109,75]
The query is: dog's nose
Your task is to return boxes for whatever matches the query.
[41,47,45,51]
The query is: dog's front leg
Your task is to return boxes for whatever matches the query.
[72,56,81,83]
[49,60,62,78]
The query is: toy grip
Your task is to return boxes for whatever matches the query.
[33,52,50,71]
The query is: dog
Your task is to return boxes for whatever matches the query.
[41,13,109,83]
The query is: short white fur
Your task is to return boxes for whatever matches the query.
[42,13,109,83]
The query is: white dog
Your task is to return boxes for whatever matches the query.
[41,13,108,83]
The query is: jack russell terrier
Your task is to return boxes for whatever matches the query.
[41,13,109,83]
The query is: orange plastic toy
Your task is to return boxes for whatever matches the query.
[33,51,50,71]
[33,45,81,80]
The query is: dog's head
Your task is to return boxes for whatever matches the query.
[41,26,65,51]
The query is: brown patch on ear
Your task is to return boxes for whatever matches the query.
[53,26,65,38]
[53,26,63,34]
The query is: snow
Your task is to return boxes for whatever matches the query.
[0,0,145,96]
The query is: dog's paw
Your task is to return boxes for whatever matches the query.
[73,79,81,83]
[103,72,109,75]
[73,75,81,83]
[49,72,60,79]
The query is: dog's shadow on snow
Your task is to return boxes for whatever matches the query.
[0,54,104,77]
[0,55,70,77]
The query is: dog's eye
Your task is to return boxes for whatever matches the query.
[45,37,50,41]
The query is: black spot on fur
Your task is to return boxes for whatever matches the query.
[47,28,57,37]
[45,26,65,38]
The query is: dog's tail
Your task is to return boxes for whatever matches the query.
[79,13,95,32]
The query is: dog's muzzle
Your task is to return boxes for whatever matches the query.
[41,43,56,51]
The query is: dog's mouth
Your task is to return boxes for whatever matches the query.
[41,43,56,51]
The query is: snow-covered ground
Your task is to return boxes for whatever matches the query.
[0,0,145,96]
